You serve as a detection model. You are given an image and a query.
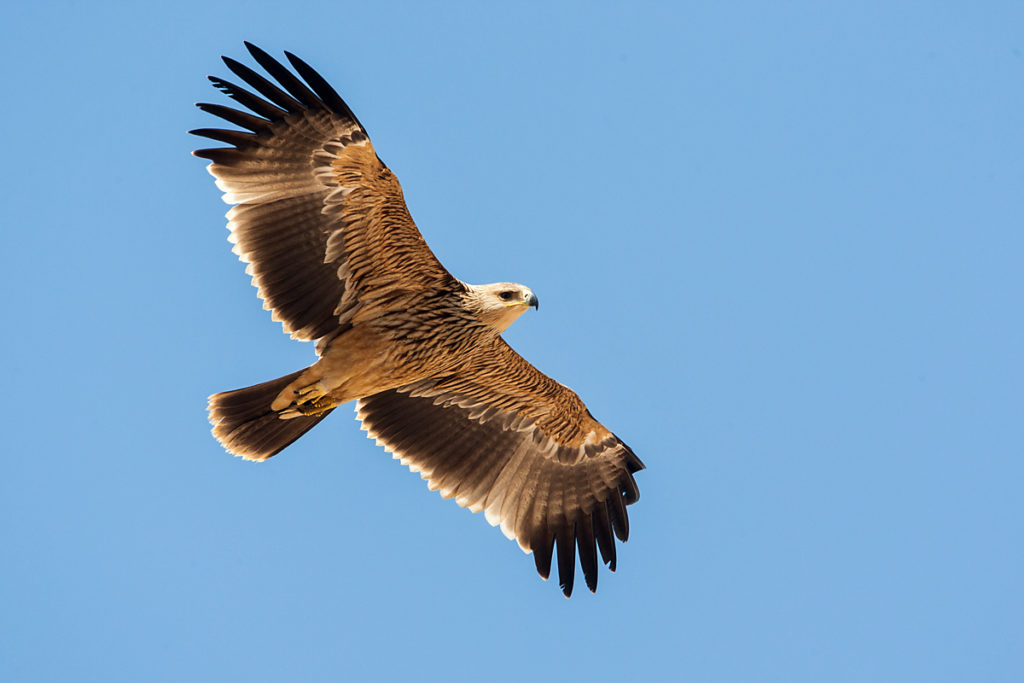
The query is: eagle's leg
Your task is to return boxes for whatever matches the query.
[280,394,338,419]
[278,380,339,419]
[271,327,415,418]
[271,370,336,412]
[296,380,329,402]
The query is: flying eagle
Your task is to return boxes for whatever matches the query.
[192,43,643,597]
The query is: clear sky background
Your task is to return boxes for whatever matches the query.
[2,2,1022,681]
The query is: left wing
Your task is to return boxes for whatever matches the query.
[356,338,644,597]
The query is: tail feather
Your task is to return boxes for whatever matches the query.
[208,368,333,461]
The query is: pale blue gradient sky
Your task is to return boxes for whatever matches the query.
[2,2,1022,681]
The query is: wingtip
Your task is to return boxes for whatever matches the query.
[621,441,646,473]
[243,41,268,60]
[282,50,306,69]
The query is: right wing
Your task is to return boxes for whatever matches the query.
[191,42,464,347]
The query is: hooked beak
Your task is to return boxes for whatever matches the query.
[527,292,539,310]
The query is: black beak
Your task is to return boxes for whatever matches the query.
[527,293,539,310]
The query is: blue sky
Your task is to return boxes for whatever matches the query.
[2,1,1022,681]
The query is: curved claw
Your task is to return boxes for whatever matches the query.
[278,381,338,419]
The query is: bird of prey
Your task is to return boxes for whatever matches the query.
[192,43,643,597]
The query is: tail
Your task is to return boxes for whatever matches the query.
[208,368,334,461]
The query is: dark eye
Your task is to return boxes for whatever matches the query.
[499,291,514,301]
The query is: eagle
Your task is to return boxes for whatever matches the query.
[192,43,643,597]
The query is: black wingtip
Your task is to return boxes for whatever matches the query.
[195,102,273,133]
[192,147,245,164]
[221,54,243,72]
[206,75,287,121]
[220,56,302,113]
[188,127,256,147]
[242,42,322,109]
[608,493,630,542]
[283,49,362,126]
[594,505,617,572]
[243,42,276,67]
[577,514,599,593]
[532,527,554,580]
[556,525,576,598]
[621,440,646,473]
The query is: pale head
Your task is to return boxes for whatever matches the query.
[463,282,540,333]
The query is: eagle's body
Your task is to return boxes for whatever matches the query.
[194,44,643,597]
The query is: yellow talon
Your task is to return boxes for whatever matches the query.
[297,380,328,400]
[278,389,337,420]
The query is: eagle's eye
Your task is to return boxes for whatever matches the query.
[499,291,514,301]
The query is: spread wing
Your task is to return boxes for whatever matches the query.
[192,42,464,348]
[355,338,644,597]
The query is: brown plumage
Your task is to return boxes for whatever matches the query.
[193,43,643,597]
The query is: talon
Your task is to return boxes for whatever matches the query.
[297,381,328,401]
[278,394,338,419]
[309,395,338,413]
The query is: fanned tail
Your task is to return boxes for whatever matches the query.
[208,368,333,461]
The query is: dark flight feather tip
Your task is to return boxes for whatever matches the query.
[556,522,577,598]
[221,56,302,113]
[244,42,323,110]
[188,127,257,148]
[208,76,286,120]
[195,102,271,133]
[284,50,363,127]
[532,527,554,580]
[608,494,629,543]
[192,147,246,164]
[594,504,617,571]
[577,513,599,593]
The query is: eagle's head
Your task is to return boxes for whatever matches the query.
[464,282,539,333]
